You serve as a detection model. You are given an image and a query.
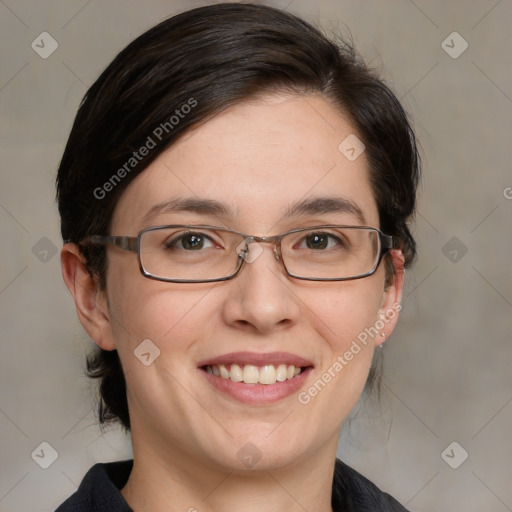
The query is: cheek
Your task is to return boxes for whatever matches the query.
[296,281,383,421]
[106,280,211,413]
[305,278,384,348]
[106,260,210,358]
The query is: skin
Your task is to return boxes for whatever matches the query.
[61,93,404,512]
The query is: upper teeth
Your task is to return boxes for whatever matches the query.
[205,364,302,385]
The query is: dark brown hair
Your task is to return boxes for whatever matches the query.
[57,3,420,430]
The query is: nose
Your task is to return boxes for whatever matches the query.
[221,241,300,335]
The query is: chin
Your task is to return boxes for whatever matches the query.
[203,427,318,474]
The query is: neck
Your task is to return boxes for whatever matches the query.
[121,429,337,512]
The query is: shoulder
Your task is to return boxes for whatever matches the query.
[332,459,410,512]
[54,460,133,512]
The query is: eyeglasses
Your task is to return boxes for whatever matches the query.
[87,224,393,283]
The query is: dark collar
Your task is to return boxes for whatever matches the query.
[56,458,409,512]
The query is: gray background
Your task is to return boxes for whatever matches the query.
[1,0,511,510]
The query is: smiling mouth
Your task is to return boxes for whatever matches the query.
[202,363,308,385]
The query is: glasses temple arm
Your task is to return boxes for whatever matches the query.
[89,235,139,252]
[381,234,393,250]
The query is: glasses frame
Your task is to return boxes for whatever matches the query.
[87,224,393,283]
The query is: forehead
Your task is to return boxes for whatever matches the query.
[111,93,379,232]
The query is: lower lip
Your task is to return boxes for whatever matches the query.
[200,367,313,404]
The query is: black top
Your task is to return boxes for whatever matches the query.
[55,459,409,511]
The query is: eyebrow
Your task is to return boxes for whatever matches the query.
[142,197,237,224]
[282,196,366,224]
[142,196,366,225]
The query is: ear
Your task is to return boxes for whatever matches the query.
[376,249,405,346]
[60,243,116,351]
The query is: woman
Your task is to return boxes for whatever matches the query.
[56,3,419,511]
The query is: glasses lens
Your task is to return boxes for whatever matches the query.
[281,227,380,279]
[140,227,242,281]
[138,226,382,282]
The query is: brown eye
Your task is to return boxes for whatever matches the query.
[165,232,215,251]
[181,233,205,250]
[301,232,342,250]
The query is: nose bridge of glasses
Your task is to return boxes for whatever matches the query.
[236,234,282,263]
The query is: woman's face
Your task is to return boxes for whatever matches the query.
[100,93,403,470]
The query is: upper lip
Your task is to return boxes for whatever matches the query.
[197,351,314,368]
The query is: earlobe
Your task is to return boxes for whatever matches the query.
[60,243,116,351]
[376,249,405,346]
